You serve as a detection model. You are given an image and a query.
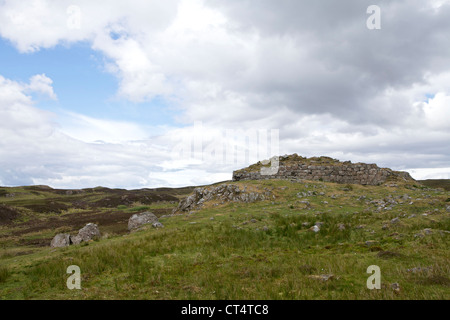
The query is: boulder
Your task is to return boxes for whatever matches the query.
[128,211,159,231]
[71,223,101,244]
[50,233,71,248]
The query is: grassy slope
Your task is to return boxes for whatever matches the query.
[0,179,449,300]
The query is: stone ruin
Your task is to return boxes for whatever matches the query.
[232,154,414,186]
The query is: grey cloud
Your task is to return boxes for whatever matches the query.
[204,0,450,126]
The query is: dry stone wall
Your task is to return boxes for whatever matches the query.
[232,154,414,186]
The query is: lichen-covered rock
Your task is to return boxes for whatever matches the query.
[128,211,159,231]
[50,233,71,247]
[173,184,272,213]
[71,223,101,244]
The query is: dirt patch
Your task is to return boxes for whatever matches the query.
[0,204,20,225]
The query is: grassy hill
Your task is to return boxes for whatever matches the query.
[419,180,450,191]
[0,179,449,299]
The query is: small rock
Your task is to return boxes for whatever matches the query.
[338,223,345,231]
[365,240,378,247]
[250,219,257,223]
[423,228,432,235]
[446,205,450,212]
[152,222,164,228]
[315,222,324,227]
[382,224,389,230]
[302,222,310,227]
[307,274,335,282]
[262,226,269,231]
[391,217,400,224]
[407,266,432,273]
[311,225,320,233]
[390,282,401,294]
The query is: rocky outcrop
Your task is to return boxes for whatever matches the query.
[173,184,273,213]
[128,211,163,231]
[50,223,101,247]
[233,154,415,186]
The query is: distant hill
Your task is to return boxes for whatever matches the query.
[419,179,450,191]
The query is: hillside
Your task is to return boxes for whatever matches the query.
[1,176,449,299]
[419,180,450,191]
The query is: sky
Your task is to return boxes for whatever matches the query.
[0,0,450,189]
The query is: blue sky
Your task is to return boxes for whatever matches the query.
[0,38,177,130]
[0,0,449,189]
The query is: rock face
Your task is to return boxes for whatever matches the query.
[128,211,161,231]
[71,223,101,245]
[232,154,415,186]
[174,184,272,213]
[50,233,71,248]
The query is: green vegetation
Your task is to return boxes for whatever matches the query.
[419,180,450,191]
[0,179,449,299]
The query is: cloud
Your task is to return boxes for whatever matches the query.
[1,1,450,187]
[58,111,151,143]
[27,74,57,100]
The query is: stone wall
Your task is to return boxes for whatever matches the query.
[232,154,414,186]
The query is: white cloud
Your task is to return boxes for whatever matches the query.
[27,74,57,100]
[423,93,450,130]
[1,1,450,188]
[58,111,151,143]
[406,168,450,180]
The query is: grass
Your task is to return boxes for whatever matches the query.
[0,265,9,283]
[0,179,449,299]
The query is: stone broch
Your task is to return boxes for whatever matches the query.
[232,154,414,186]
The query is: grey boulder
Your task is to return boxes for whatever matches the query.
[50,233,71,248]
[128,211,159,231]
[71,223,101,245]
